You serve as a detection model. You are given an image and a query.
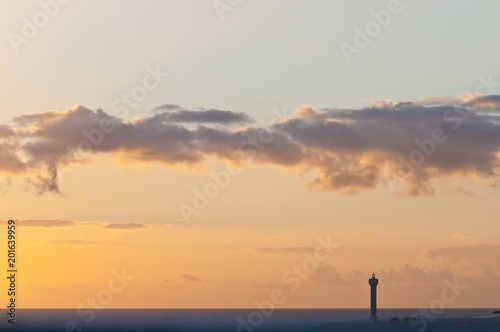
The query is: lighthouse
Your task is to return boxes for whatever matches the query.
[369,273,379,321]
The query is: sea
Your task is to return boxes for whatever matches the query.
[1,308,499,332]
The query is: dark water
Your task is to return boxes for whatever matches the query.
[1,308,499,332]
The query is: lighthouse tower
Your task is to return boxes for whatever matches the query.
[368,273,379,321]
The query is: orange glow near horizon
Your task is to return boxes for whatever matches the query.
[1,159,499,309]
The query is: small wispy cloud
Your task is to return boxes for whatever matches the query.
[424,243,500,260]
[41,240,103,245]
[18,219,76,228]
[253,246,316,254]
[103,223,146,230]
[264,237,283,242]
[153,104,254,124]
[181,274,202,282]
[309,264,350,285]
[451,232,470,240]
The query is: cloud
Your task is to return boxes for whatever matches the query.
[153,104,254,124]
[310,264,459,288]
[305,263,458,288]
[0,125,15,137]
[264,237,283,242]
[18,219,77,227]
[253,246,316,254]
[451,232,470,240]
[0,178,11,195]
[464,94,500,110]
[25,162,61,195]
[217,279,283,289]
[309,264,350,285]
[424,244,500,261]
[41,240,102,245]
[4,219,169,231]
[181,274,202,282]
[0,142,27,174]
[382,264,455,284]
[424,244,500,280]
[2,95,500,195]
[103,223,146,230]
[276,99,500,195]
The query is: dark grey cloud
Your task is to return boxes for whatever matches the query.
[1,95,500,195]
[25,162,60,195]
[153,104,184,112]
[153,104,253,124]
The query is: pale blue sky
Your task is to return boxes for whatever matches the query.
[1,0,499,124]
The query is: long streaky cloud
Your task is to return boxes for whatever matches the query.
[41,240,103,245]
[19,219,76,228]
[253,246,317,254]
[1,219,167,231]
[153,104,254,124]
[1,94,500,195]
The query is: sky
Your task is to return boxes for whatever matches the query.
[1,0,500,310]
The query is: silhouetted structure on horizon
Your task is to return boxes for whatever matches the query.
[369,273,379,321]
